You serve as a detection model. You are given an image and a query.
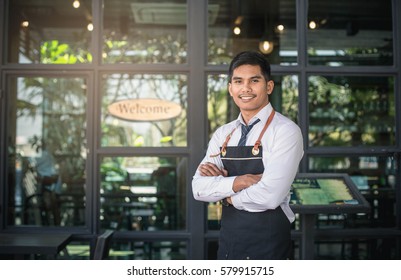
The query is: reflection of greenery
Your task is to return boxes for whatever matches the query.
[309,156,349,172]
[25,77,86,183]
[17,40,89,183]
[308,43,392,66]
[16,58,87,184]
[309,76,352,147]
[207,75,233,138]
[280,76,298,122]
[103,33,186,64]
[101,158,127,180]
[40,40,92,64]
[309,76,394,148]
[308,75,394,171]
[100,124,129,147]
[16,99,37,118]
[344,47,379,55]
[207,37,233,65]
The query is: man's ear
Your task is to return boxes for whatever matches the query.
[228,83,233,96]
[267,80,274,95]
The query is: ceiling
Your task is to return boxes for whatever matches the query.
[9,0,393,50]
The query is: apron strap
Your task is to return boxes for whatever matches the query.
[210,109,275,158]
[252,110,275,155]
[210,126,237,157]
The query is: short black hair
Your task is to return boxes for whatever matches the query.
[228,51,271,82]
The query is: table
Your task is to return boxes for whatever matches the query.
[0,233,72,259]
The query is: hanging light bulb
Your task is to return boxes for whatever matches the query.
[233,26,241,35]
[73,0,80,9]
[21,20,29,28]
[259,10,274,55]
[276,24,285,32]
[309,21,317,29]
[87,22,94,31]
[259,39,274,54]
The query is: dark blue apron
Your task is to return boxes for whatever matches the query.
[216,112,291,260]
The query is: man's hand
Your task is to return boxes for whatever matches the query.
[198,162,262,194]
[198,162,228,177]
[224,174,262,205]
[232,174,262,193]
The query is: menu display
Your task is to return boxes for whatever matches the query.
[290,173,370,214]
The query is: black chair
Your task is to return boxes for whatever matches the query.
[93,230,114,260]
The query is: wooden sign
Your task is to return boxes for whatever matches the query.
[107,99,182,121]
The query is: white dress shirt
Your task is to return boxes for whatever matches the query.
[192,103,304,222]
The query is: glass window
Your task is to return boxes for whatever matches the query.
[102,0,187,64]
[7,76,87,227]
[101,74,188,147]
[308,154,397,260]
[272,75,299,123]
[307,0,393,66]
[100,157,187,231]
[7,0,93,64]
[308,76,395,147]
[309,155,397,228]
[206,74,298,229]
[208,0,297,65]
[207,74,237,139]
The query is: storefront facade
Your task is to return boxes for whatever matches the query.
[0,0,400,259]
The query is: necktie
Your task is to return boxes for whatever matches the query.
[238,119,260,146]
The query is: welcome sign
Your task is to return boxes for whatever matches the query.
[108,99,182,121]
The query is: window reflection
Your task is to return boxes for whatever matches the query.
[102,0,187,64]
[308,0,393,66]
[208,0,297,65]
[8,76,87,227]
[207,74,237,139]
[272,75,299,123]
[308,76,395,147]
[101,74,188,147]
[7,0,93,64]
[100,157,187,231]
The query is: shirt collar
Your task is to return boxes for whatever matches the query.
[236,103,274,126]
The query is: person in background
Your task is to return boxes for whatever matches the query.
[192,51,304,260]
[34,141,61,225]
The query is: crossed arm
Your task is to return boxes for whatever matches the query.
[197,162,262,205]
[193,119,304,211]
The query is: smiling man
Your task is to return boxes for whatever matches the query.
[192,51,304,260]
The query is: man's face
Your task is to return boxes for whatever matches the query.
[228,64,274,121]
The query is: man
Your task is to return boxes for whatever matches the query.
[192,51,304,260]
[33,142,61,225]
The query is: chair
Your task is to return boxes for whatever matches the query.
[93,230,114,260]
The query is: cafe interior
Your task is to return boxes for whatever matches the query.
[0,0,400,260]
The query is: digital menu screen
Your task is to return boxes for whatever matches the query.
[290,174,370,214]
[291,178,356,205]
